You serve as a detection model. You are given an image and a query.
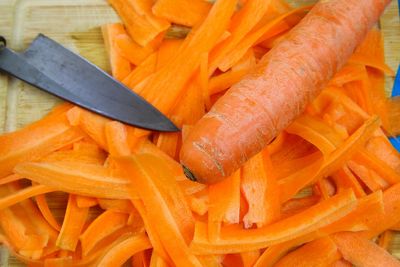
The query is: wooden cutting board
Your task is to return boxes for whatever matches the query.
[0,0,399,266]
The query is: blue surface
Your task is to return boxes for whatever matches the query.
[390,66,400,152]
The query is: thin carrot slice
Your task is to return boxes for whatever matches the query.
[123,53,158,91]
[152,0,212,27]
[378,230,394,250]
[0,107,83,178]
[0,174,23,185]
[156,132,180,159]
[281,195,320,219]
[186,188,209,216]
[279,116,380,202]
[56,194,89,251]
[191,189,356,253]
[96,233,152,267]
[208,170,241,241]
[332,232,400,267]
[116,155,202,267]
[14,161,133,199]
[0,184,54,210]
[44,257,73,267]
[217,6,310,71]
[132,250,151,267]
[149,250,169,267]
[209,0,277,73]
[286,114,344,156]
[114,34,153,67]
[35,194,61,232]
[136,0,237,115]
[331,259,353,267]
[274,237,341,267]
[132,200,172,265]
[75,195,98,208]
[241,250,260,267]
[331,166,366,197]
[347,160,388,192]
[105,121,131,156]
[80,210,128,256]
[349,28,395,76]
[156,39,184,70]
[97,199,135,213]
[101,23,132,81]
[107,0,169,47]
[241,150,279,228]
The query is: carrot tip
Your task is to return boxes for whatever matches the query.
[182,165,197,182]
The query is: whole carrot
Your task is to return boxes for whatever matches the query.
[180,0,392,184]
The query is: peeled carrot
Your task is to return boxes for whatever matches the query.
[180,0,392,184]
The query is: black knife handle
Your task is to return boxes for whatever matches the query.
[0,36,6,51]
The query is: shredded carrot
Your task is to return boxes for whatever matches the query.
[1,0,399,265]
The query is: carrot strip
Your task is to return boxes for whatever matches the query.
[41,149,106,166]
[274,237,341,267]
[217,6,310,71]
[186,189,209,216]
[347,160,388,192]
[101,23,132,81]
[56,194,89,251]
[241,250,260,267]
[149,250,169,267]
[80,210,128,256]
[107,0,169,47]
[331,259,353,267]
[0,174,23,185]
[209,69,249,96]
[208,170,241,241]
[156,132,179,159]
[332,232,400,267]
[132,200,172,264]
[136,0,237,115]
[44,257,73,267]
[97,199,134,214]
[279,116,380,202]
[209,0,276,73]
[96,233,152,267]
[122,53,157,90]
[14,161,133,199]
[105,121,131,156]
[191,189,356,253]
[240,150,279,228]
[200,53,211,111]
[331,166,366,198]
[35,194,61,232]
[114,33,153,67]
[0,107,83,178]
[152,0,212,27]
[329,64,367,87]
[349,28,395,76]
[0,184,54,210]
[75,195,98,208]
[132,250,151,267]
[281,195,320,219]
[286,114,344,156]
[116,155,202,267]
[156,39,183,70]
[378,230,394,250]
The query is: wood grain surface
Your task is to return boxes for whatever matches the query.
[0,0,398,266]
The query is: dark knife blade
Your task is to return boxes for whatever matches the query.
[0,34,179,132]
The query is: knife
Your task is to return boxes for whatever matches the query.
[0,34,179,132]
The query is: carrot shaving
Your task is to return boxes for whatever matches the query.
[35,194,61,232]
[56,194,89,251]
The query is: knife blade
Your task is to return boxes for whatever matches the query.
[0,34,179,132]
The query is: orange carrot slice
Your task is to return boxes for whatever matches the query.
[114,34,154,66]
[97,233,152,267]
[102,23,132,81]
[56,194,89,251]
[0,184,54,210]
[116,155,202,267]
[14,161,133,199]
[191,189,356,253]
[107,0,170,47]
[80,210,129,256]
[35,194,62,232]
[75,195,98,208]
[152,0,212,27]
[0,108,83,178]
[208,170,241,241]
[241,150,279,228]
[332,232,400,267]
[274,237,341,267]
